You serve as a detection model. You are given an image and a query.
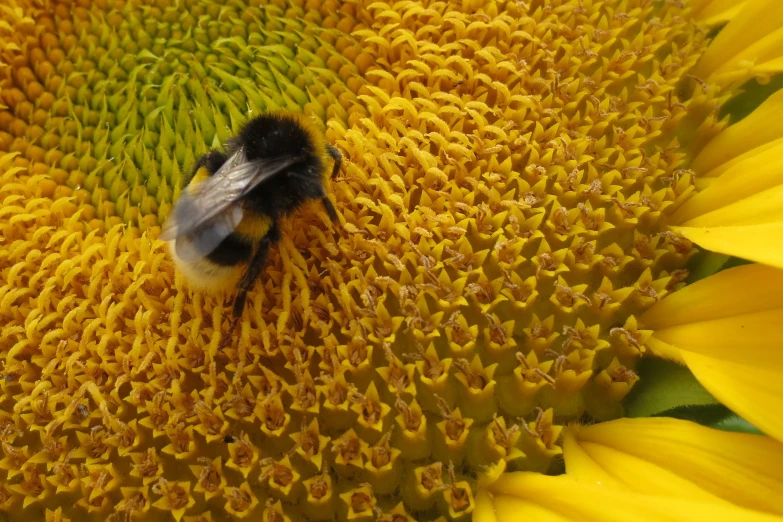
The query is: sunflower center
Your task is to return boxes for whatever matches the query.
[0,0,727,520]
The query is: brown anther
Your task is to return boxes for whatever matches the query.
[117,491,146,522]
[551,206,571,234]
[536,252,557,277]
[40,432,64,459]
[196,457,221,493]
[52,457,76,485]
[85,426,109,459]
[299,418,320,458]
[292,363,317,410]
[0,419,17,442]
[594,291,613,310]
[515,352,531,370]
[610,327,642,349]
[349,390,382,425]
[370,430,394,468]
[554,284,590,308]
[519,407,545,438]
[515,352,556,384]
[332,432,361,462]
[350,485,374,513]
[667,91,688,112]
[657,230,692,254]
[269,460,294,487]
[225,486,253,512]
[409,242,436,269]
[484,313,510,346]
[264,499,285,522]
[453,358,486,390]
[309,470,330,500]
[571,238,595,265]
[443,312,475,345]
[439,462,470,511]
[444,246,478,271]
[420,462,443,490]
[639,115,668,131]
[611,365,638,383]
[152,478,189,510]
[545,350,568,375]
[166,421,191,454]
[666,269,689,291]
[20,467,45,497]
[312,302,331,323]
[530,321,552,341]
[395,396,421,431]
[491,413,520,451]
[135,448,160,479]
[466,282,495,304]
[232,437,255,468]
[561,326,595,350]
[320,373,348,406]
[436,396,467,441]
[581,179,603,195]
[225,390,256,418]
[611,197,640,217]
[383,343,410,392]
[636,284,660,301]
[687,74,709,93]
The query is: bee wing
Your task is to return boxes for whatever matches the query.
[159,149,301,243]
[173,204,244,262]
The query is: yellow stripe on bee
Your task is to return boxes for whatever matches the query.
[186,167,211,193]
[235,212,273,241]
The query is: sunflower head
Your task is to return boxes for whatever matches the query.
[2,0,783,520]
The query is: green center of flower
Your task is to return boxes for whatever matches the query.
[0,0,728,520]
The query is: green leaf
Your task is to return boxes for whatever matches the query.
[625,358,720,418]
[720,74,783,124]
[685,250,730,283]
[653,404,731,426]
[712,415,765,436]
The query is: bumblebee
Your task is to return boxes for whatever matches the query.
[160,112,341,346]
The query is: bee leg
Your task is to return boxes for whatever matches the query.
[218,223,281,350]
[326,145,342,179]
[321,197,339,223]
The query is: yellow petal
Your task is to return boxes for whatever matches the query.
[674,140,783,223]
[642,264,783,443]
[682,185,783,227]
[473,489,498,522]
[696,0,783,77]
[673,223,783,270]
[644,336,686,364]
[692,88,783,175]
[704,136,783,179]
[485,472,783,522]
[711,57,783,88]
[694,0,747,27]
[561,430,621,488]
[642,264,783,327]
[567,418,783,515]
[492,496,570,522]
[683,349,783,446]
[710,25,783,87]
[566,427,711,498]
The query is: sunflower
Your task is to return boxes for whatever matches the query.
[1,0,783,520]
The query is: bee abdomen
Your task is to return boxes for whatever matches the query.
[205,234,253,266]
